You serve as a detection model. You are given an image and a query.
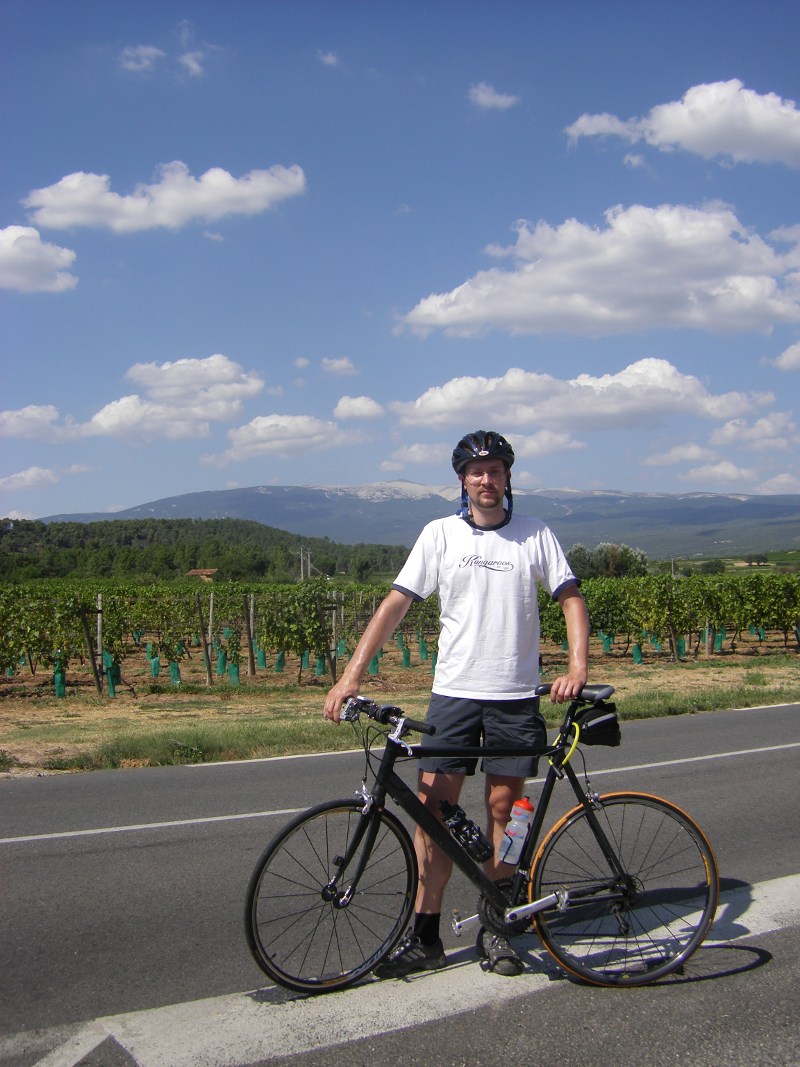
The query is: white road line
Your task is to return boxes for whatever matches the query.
[0,808,305,845]
[525,740,800,785]
[5,872,799,1067]
[2,740,798,846]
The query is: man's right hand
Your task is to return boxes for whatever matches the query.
[323,679,359,723]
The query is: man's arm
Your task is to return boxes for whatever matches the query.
[547,585,590,703]
[323,588,414,722]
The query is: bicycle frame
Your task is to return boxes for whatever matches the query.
[340,712,625,924]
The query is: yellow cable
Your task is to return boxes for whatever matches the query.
[549,722,580,768]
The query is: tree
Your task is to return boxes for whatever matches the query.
[699,559,726,575]
[566,544,593,580]
[567,543,648,579]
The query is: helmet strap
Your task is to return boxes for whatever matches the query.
[456,483,470,519]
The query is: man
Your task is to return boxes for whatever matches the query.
[323,430,589,977]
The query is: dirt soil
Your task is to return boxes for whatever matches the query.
[1,632,797,776]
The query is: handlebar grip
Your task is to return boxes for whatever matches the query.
[402,716,436,736]
[373,704,436,736]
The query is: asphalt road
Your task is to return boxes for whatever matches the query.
[1,702,799,1066]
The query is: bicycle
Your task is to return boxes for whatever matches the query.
[245,684,719,994]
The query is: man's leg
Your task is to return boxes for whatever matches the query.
[373,770,464,978]
[414,770,465,910]
[484,773,525,877]
[476,773,527,975]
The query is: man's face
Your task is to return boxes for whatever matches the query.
[461,458,507,511]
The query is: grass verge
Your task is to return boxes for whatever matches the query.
[38,680,800,772]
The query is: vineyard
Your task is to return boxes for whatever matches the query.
[2,573,798,699]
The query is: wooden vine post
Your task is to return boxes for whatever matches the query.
[195,592,214,687]
[243,594,256,677]
[78,609,103,696]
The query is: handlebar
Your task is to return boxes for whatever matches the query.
[341,696,436,736]
[342,684,616,739]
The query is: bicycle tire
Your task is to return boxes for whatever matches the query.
[245,798,417,993]
[531,792,719,987]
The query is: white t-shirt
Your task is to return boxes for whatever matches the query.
[392,513,577,700]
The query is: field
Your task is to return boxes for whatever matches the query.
[2,627,798,777]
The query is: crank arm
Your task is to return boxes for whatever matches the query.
[505,889,569,924]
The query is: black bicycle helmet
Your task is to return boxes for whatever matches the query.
[451,430,515,474]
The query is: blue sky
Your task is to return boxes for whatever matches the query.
[2,0,799,520]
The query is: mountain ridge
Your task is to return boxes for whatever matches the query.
[38,482,800,559]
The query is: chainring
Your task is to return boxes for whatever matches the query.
[477,878,531,936]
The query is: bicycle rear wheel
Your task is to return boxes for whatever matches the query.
[245,798,417,993]
[531,792,718,987]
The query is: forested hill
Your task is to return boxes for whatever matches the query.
[39,482,800,559]
[0,518,410,582]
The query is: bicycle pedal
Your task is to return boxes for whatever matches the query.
[451,910,480,936]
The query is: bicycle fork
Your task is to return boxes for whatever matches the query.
[321,795,382,907]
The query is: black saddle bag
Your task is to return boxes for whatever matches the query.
[573,703,621,747]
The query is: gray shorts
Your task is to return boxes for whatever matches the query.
[419,694,546,777]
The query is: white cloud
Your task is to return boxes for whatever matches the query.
[333,395,384,419]
[209,414,352,464]
[511,430,585,459]
[388,441,450,466]
[119,45,166,72]
[82,395,193,438]
[758,471,800,493]
[293,357,310,369]
[390,358,771,429]
[317,50,340,67]
[80,354,264,440]
[566,80,800,168]
[709,411,799,451]
[774,341,800,370]
[682,460,756,484]
[124,353,262,401]
[0,226,77,293]
[401,203,800,336]
[178,50,205,76]
[468,82,520,110]
[23,161,306,233]
[0,466,59,491]
[0,404,76,442]
[643,443,716,467]
[321,357,356,375]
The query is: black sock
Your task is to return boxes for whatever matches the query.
[414,912,441,945]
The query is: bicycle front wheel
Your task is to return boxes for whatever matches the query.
[245,798,417,993]
[531,792,718,987]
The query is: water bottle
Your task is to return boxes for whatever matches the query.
[440,801,494,862]
[498,797,535,864]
